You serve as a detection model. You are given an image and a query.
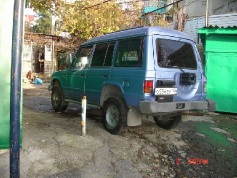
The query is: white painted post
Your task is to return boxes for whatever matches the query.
[205,0,209,27]
[81,96,87,136]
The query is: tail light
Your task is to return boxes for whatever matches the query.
[144,80,153,93]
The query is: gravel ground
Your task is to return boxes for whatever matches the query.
[0,83,236,178]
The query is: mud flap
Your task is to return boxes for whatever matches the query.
[127,109,142,126]
[208,99,216,112]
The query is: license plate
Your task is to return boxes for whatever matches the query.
[155,88,177,95]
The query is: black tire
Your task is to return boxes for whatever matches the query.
[102,97,128,135]
[51,82,68,112]
[154,114,181,129]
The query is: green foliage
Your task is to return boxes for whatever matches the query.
[29,0,59,12]
[57,0,140,41]
[33,11,52,34]
[141,15,169,27]
[29,0,140,41]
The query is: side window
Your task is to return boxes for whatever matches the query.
[91,43,115,67]
[104,43,114,66]
[115,38,143,67]
[70,46,93,69]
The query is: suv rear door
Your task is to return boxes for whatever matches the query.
[154,36,203,102]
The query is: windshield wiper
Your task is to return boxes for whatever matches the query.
[179,67,185,73]
[172,66,185,73]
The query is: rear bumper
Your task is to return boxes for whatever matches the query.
[139,99,216,115]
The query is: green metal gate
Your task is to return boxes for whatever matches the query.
[199,28,237,113]
[0,1,22,149]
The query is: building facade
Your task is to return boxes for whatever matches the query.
[178,0,237,19]
[116,0,144,10]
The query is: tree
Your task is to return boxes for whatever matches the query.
[141,13,169,27]
[29,0,60,12]
[29,0,140,42]
[32,10,52,34]
[57,0,140,41]
[26,0,59,34]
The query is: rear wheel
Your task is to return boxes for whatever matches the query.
[51,82,68,112]
[102,97,128,134]
[154,114,181,129]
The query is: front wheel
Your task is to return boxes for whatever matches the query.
[102,97,128,135]
[154,114,181,129]
[51,84,68,112]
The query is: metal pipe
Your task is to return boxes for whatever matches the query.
[205,0,209,27]
[81,96,87,136]
[10,0,25,177]
[52,40,55,72]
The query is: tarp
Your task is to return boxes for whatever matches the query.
[143,6,166,14]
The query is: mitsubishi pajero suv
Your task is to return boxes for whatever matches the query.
[49,26,215,134]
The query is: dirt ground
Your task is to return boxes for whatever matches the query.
[0,83,237,178]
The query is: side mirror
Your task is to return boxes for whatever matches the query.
[69,54,73,64]
[80,56,88,68]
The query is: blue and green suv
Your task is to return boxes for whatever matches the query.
[49,26,215,134]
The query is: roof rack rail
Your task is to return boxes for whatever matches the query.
[104,26,145,35]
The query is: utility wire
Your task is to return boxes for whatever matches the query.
[81,0,142,11]
[117,0,141,5]
[213,0,237,12]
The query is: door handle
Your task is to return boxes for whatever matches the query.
[103,74,109,78]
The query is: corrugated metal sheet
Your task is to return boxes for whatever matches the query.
[184,13,237,43]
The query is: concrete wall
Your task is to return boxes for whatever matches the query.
[179,0,211,18]
[213,0,237,14]
[179,0,237,19]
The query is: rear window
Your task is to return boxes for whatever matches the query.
[156,38,197,69]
